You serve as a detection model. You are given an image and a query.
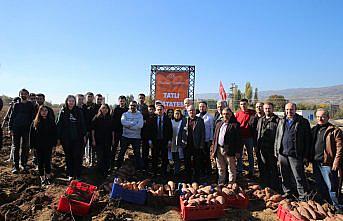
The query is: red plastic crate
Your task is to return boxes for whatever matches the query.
[277,204,289,221]
[277,204,305,221]
[180,197,225,221]
[57,181,97,216]
[225,193,249,209]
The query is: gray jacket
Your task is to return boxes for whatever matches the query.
[121,110,144,139]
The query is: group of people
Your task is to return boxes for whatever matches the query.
[0,89,342,211]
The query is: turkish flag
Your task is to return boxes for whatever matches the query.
[219,81,227,101]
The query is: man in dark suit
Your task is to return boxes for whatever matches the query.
[151,104,173,175]
[178,105,205,182]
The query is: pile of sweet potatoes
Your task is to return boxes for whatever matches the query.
[116,179,150,191]
[280,200,343,221]
[246,183,283,210]
[180,182,247,207]
[180,183,225,207]
[147,181,178,196]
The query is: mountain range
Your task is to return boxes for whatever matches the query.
[195,84,343,105]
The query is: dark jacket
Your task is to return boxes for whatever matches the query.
[111,105,128,135]
[9,101,35,132]
[29,119,57,149]
[83,103,98,132]
[56,106,86,142]
[0,97,3,111]
[311,123,343,168]
[141,113,156,139]
[257,114,279,154]
[211,117,242,157]
[91,115,113,146]
[137,103,148,119]
[213,111,222,130]
[150,114,173,142]
[177,116,205,149]
[251,114,263,146]
[274,113,312,160]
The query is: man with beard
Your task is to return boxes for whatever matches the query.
[84,92,98,166]
[9,89,35,174]
[110,95,128,169]
[256,102,281,190]
[197,101,214,176]
[141,104,155,170]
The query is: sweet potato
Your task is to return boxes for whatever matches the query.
[297,206,312,220]
[167,181,175,191]
[232,183,238,192]
[192,182,199,191]
[138,179,150,190]
[188,187,196,195]
[314,201,327,217]
[264,187,271,200]
[269,194,282,203]
[250,184,260,190]
[215,196,225,205]
[200,186,211,195]
[290,210,307,221]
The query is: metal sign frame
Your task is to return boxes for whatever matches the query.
[150,65,195,102]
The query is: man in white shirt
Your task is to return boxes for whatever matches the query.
[197,101,214,176]
[211,107,241,184]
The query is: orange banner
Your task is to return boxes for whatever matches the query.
[155,72,190,109]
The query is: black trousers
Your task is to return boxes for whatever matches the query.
[13,128,30,168]
[184,146,202,182]
[152,139,168,174]
[36,145,53,176]
[111,133,121,168]
[96,142,111,176]
[279,154,308,200]
[259,149,281,191]
[141,138,150,169]
[200,141,212,175]
[62,139,83,177]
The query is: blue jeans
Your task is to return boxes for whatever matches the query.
[237,137,254,174]
[313,162,342,209]
[117,136,143,170]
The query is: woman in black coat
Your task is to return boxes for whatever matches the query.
[91,104,114,177]
[56,95,86,181]
[30,105,57,185]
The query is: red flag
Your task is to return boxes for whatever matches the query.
[219,81,227,101]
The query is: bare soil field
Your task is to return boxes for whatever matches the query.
[0,109,279,221]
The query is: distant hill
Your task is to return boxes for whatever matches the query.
[195,84,343,105]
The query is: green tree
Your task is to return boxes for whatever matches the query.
[0,95,13,106]
[253,87,259,106]
[333,108,343,119]
[126,94,135,106]
[266,94,287,111]
[245,82,253,102]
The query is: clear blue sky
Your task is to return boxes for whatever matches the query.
[1,0,342,104]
